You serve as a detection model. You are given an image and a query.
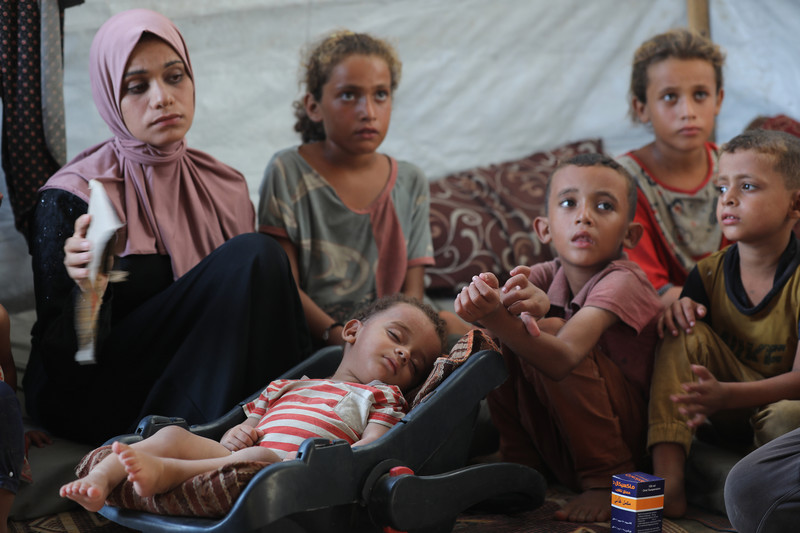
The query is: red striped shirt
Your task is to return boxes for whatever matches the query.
[243,379,407,459]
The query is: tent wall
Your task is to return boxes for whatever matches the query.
[2,0,799,305]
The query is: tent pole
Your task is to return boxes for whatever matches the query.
[687,0,715,142]
[687,0,710,38]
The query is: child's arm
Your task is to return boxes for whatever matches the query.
[351,421,392,448]
[456,273,618,380]
[501,305,620,380]
[401,265,425,301]
[220,417,264,452]
[272,235,345,345]
[673,348,800,429]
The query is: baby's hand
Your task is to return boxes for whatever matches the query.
[670,365,727,428]
[658,297,706,338]
[221,423,263,452]
[454,273,502,323]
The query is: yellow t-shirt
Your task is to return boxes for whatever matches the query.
[695,240,800,377]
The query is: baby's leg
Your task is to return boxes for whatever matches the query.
[116,441,282,498]
[59,447,128,512]
[60,425,228,511]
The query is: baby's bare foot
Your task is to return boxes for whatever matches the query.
[59,477,109,512]
[113,441,169,497]
[554,488,611,523]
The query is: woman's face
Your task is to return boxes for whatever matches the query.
[119,37,194,148]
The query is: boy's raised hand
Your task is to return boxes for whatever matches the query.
[501,265,550,318]
[455,272,502,324]
[659,296,707,338]
[671,364,727,428]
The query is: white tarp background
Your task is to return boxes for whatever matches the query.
[2,0,800,309]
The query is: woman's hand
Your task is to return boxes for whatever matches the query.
[63,214,108,293]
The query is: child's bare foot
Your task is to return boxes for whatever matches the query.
[652,442,687,518]
[554,488,611,523]
[59,475,111,512]
[114,441,171,497]
[661,474,687,518]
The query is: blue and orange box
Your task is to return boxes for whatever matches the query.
[611,472,664,533]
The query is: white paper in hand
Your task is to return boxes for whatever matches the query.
[75,180,123,364]
[86,179,123,283]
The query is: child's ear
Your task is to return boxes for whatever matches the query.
[533,216,552,244]
[623,221,644,249]
[788,190,800,220]
[341,319,361,344]
[714,88,725,116]
[304,93,323,123]
[632,97,649,124]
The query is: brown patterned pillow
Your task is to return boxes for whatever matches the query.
[75,445,268,517]
[426,139,603,292]
[745,114,800,137]
[410,329,499,408]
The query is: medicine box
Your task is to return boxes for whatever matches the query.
[611,472,664,533]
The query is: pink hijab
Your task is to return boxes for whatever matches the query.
[41,9,255,279]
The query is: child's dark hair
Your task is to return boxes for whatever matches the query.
[546,153,638,221]
[353,294,446,354]
[629,28,725,123]
[722,129,800,190]
[293,30,402,143]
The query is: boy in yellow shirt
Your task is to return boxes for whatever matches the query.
[651,129,800,517]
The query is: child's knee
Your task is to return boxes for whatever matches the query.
[752,399,800,447]
[655,320,721,366]
[149,424,193,448]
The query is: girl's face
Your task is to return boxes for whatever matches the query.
[120,38,194,148]
[633,58,723,154]
[306,54,393,156]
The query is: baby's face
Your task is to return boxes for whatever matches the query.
[348,303,441,392]
[543,165,632,272]
[716,150,795,244]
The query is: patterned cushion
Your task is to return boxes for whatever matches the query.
[75,445,268,517]
[425,139,603,292]
[746,114,800,137]
[410,329,499,408]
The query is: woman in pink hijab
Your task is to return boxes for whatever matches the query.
[25,9,311,445]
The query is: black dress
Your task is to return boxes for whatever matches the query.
[24,189,312,445]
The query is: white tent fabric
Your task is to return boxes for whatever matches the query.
[2,0,800,305]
